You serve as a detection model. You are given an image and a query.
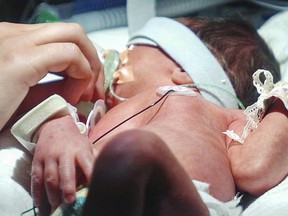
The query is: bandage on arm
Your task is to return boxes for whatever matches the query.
[224,69,288,143]
[11,94,86,153]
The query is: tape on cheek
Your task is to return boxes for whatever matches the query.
[113,66,135,84]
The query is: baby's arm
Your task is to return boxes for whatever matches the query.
[228,99,288,196]
[32,114,94,212]
[11,94,95,213]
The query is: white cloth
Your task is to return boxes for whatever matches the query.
[258,11,288,82]
[242,177,288,216]
[193,180,242,216]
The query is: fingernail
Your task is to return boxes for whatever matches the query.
[65,194,75,204]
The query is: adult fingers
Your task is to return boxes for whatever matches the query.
[0,22,104,102]
[24,22,101,75]
[62,77,91,104]
[0,22,44,39]
[1,22,101,75]
[21,43,92,104]
[32,23,102,96]
[91,63,106,101]
[58,156,76,204]
[78,63,105,102]
[44,159,62,211]
[36,42,91,79]
[31,162,45,207]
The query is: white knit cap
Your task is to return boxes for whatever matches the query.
[127,17,238,109]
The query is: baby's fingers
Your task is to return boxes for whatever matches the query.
[59,156,76,204]
[31,162,45,207]
[44,160,61,212]
[77,150,94,183]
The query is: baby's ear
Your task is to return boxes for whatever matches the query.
[171,67,193,85]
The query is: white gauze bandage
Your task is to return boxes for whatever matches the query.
[127,17,238,109]
[11,94,86,153]
[224,69,288,144]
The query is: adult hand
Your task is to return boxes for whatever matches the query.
[0,22,104,130]
[31,115,94,212]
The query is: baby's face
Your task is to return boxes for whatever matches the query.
[105,45,179,107]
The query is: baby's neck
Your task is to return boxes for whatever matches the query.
[92,87,232,145]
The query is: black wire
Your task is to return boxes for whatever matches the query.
[20,205,37,216]
[92,90,174,144]
[33,205,37,216]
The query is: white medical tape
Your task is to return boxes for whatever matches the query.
[11,94,86,153]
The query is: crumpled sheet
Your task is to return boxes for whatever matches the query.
[258,10,288,82]
[242,177,288,216]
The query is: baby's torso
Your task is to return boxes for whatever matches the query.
[89,93,247,202]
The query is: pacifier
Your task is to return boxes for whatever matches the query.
[103,46,135,92]
[86,99,107,133]
[103,49,120,93]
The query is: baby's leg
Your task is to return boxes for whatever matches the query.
[82,129,209,216]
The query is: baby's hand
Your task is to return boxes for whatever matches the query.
[31,115,94,212]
